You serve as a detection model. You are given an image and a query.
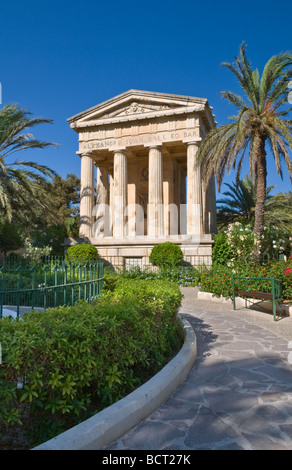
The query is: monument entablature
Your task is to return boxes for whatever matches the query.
[66,89,217,268]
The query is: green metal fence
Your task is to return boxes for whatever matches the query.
[0,261,104,319]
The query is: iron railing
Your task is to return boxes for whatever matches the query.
[0,261,104,319]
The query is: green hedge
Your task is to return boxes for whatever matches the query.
[0,278,183,446]
[66,243,99,262]
[149,242,183,267]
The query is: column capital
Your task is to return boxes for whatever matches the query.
[112,148,127,155]
[80,151,94,159]
[144,143,163,150]
[186,141,200,147]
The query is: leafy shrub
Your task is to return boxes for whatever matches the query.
[0,279,183,446]
[23,239,52,264]
[120,264,200,287]
[199,257,292,302]
[149,242,183,267]
[0,219,24,255]
[66,243,98,262]
[199,266,234,298]
[102,272,119,291]
[224,222,290,266]
[29,225,67,256]
[212,231,233,266]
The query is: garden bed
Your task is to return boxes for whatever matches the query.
[0,278,184,449]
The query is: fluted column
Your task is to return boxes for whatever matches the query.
[148,146,164,237]
[79,153,95,237]
[187,142,202,236]
[96,164,109,205]
[113,150,127,239]
[93,163,111,238]
[209,173,217,234]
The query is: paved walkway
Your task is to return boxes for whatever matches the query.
[108,287,292,450]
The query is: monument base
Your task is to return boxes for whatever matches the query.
[63,235,213,269]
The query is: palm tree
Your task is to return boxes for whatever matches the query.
[197,43,292,260]
[217,175,274,227]
[0,103,56,221]
[264,191,292,231]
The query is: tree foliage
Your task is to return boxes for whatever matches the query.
[0,103,56,222]
[217,175,274,228]
[197,42,292,260]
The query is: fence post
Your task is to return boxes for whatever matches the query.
[0,267,4,319]
[89,263,92,301]
[64,264,67,306]
[232,273,236,310]
[31,266,36,310]
[54,265,58,308]
[16,266,21,318]
[271,276,276,322]
[71,263,75,306]
[84,264,87,301]
[78,264,82,301]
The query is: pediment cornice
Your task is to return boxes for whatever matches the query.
[68,89,216,130]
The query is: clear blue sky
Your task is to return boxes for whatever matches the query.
[1,0,291,196]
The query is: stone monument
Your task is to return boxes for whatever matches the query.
[65,89,217,268]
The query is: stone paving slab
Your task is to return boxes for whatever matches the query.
[107,287,292,450]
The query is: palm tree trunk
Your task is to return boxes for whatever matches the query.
[253,134,267,263]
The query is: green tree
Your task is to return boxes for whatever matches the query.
[217,175,274,228]
[197,43,292,261]
[46,173,80,221]
[0,103,56,221]
[0,218,24,255]
[264,191,292,232]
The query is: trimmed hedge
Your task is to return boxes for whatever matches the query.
[0,278,183,446]
[66,243,99,262]
[149,242,184,267]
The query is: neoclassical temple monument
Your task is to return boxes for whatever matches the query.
[65,90,217,267]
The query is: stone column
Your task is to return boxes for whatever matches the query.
[94,163,111,238]
[209,173,217,234]
[109,168,114,234]
[79,152,95,238]
[187,142,202,237]
[148,146,164,237]
[96,164,109,205]
[178,165,187,235]
[113,150,127,239]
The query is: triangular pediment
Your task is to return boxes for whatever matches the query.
[100,101,173,119]
[68,89,213,127]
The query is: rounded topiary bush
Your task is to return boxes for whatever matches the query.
[149,242,184,267]
[66,243,99,262]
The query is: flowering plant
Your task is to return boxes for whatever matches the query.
[199,257,292,302]
[23,239,52,264]
[224,222,290,265]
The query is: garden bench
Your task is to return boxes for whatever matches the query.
[232,274,282,321]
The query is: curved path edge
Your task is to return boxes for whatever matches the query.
[33,317,197,451]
